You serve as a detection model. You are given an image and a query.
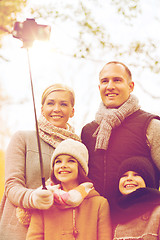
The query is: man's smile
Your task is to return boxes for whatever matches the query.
[106,93,118,96]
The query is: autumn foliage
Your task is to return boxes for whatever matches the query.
[0,0,27,42]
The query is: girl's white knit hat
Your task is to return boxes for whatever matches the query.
[51,139,89,175]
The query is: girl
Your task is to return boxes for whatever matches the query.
[26,139,112,240]
[0,84,80,240]
[113,156,160,240]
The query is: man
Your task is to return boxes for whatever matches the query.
[81,61,160,212]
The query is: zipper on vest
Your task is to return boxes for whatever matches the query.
[103,152,107,196]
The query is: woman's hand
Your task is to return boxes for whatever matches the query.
[29,187,53,209]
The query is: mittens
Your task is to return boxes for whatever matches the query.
[29,187,54,209]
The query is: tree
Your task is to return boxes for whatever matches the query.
[0,0,27,147]
[28,0,160,74]
[26,0,160,129]
[0,0,160,146]
[0,0,27,45]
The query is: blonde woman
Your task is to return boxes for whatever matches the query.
[0,84,80,240]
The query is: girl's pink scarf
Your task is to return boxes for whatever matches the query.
[49,182,94,208]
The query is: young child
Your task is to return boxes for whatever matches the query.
[113,156,160,240]
[26,139,112,240]
[0,84,80,240]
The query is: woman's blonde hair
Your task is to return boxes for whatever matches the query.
[41,83,75,106]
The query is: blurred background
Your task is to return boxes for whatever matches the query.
[0,0,160,201]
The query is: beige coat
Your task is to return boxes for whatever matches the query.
[26,189,112,240]
[0,131,54,240]
[113,206,160,240]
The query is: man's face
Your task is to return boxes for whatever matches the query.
[99,63,134,108]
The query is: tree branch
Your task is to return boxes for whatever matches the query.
[0,26,11,34]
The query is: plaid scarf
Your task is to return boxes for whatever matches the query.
[93,94,140,150]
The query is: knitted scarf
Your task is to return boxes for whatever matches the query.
[93,94,140,150]
[49,182,94,208]
[38,114,81,147]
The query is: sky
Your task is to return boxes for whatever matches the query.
[0,0,160,149]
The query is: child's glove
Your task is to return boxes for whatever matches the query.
[29,187,54,209]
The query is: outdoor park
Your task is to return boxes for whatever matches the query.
[0,0,160,201]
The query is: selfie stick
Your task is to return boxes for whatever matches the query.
[26,48,47,190]
[12,18,51,190]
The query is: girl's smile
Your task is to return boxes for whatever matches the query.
[54,154,79,191]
